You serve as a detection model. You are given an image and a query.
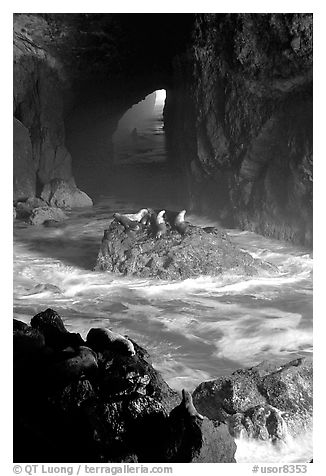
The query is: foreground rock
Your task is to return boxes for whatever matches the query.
[95,216,276,280]
[13,308,236,463]
[41,178,93,208]
[192,358,313,443]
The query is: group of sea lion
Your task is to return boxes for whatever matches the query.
[113,207,189,239]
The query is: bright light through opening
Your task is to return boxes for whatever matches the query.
[155,89,166,106]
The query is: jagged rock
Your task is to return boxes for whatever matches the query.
[13,319,29,332]
[99,353,151,398]
[28,206,67,225]
[15,197,48,220]
[50,378,97,412]
[13,118,36,201]
[167,390,236,462]
[95,218,276,280]
[16,200,44,219]
[165,14,312,246]
[41,178,93,209]
[13,309,237,463]
[192,358,313,442]
[31,308,84,350]
[13,322,46,355]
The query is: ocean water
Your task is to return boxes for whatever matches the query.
[13,100,313,463]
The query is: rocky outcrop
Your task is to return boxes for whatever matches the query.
[13,308,236,463]
[192,358,313,443]
[40,178,93,208]
[28,206,67,226]
[13,14,82,198]
[95,214,276,280]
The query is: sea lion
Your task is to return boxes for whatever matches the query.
[124,208,149,222]
[113,213,140,231]
[86,328,136,356]
[182,389,204,419]
[174,209,188,235]
[155,210,167,239]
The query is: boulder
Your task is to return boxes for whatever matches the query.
[46,346,98,388]
[95,216,276,280]
[13,117,36,201]
[41,178,93,209]
[166,390,236,462]
[15,197,47,219]
[31,308,84,350]
[28,206,67,225]
[192,358,313,442]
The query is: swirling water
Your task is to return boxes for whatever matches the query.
[13,108,312,463]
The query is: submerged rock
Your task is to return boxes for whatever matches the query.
[28,206,67,225]
[95,216,276,280]
[192,358,313,443]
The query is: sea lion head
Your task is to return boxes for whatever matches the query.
[175,209,186,224]
[156,210,166,224]
[137,208,149,221]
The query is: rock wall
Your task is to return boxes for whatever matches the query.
[13,118,36,200]
[165,14,313,246]
[13,14,74,197]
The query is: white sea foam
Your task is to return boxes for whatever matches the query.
[235,429,313,463]
[13,184,313,462]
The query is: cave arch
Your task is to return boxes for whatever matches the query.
[64,79,173,195]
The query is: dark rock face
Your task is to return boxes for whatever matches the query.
[192,358,313,442]
[95,217,276,280]
[14,310,237,463]
[165,14,313,246]
[31,308,84,350]
[14,14,82,198]
[13,118,36,201]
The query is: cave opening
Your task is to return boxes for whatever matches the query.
[106,88,188,211]
[112,89,167,166]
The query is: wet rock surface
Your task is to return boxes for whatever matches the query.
[13,308,237,463]
[192,358,313,443]
[165,14,312,246]
[95,215,276,280]
[41,178,93,209]
[28,206,68,225]
[13,118,36,201]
